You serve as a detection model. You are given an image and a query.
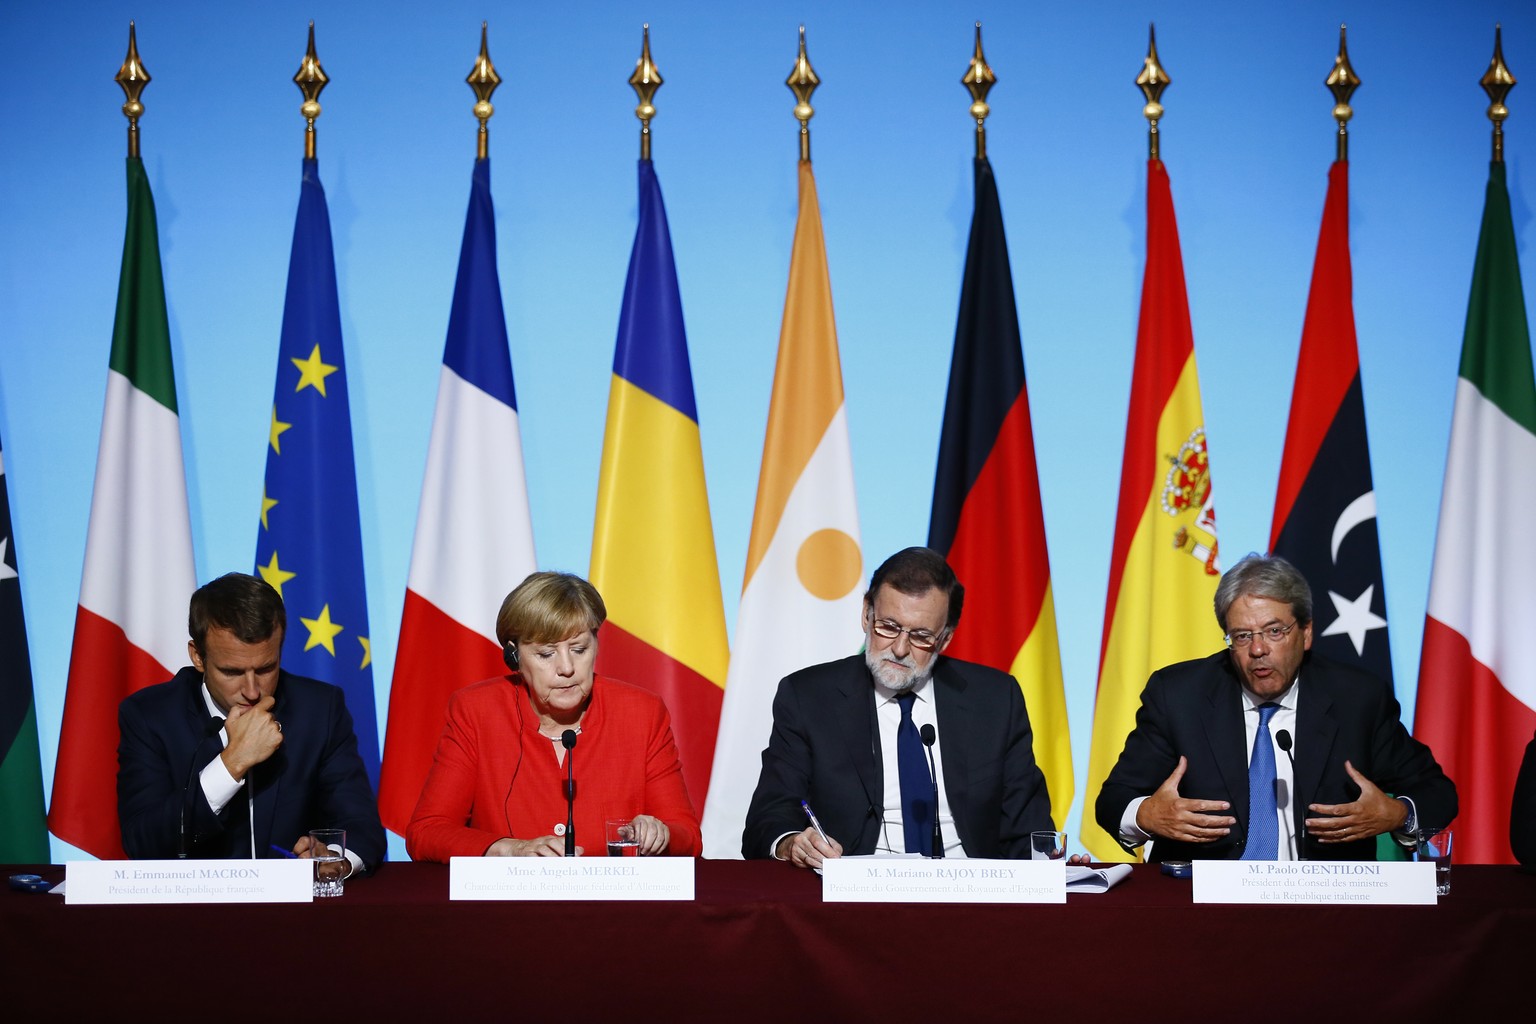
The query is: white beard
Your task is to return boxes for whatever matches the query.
[865,643,934,693]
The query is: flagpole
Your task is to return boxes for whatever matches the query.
[787,26,819,162]
[115,22,149,159]
[1327,26,1360,162]
[961,22,995,159]
[294,22,328,160]
[468,23,501,160]
[630,24,662,161]
[1137,25,1170,160]
[1483,25,1516,164]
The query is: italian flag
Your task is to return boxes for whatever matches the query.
[700,161,864,858]
[1414,161,1536,864]
[48,157,197,860]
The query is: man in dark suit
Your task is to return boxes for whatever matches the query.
[743,547,1054,867]
[1095,553,1456,862]
[117,573,385,872]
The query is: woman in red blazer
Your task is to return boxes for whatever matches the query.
[406,572,701,861]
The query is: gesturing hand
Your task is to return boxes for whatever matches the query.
[1306,760,1409,843]
[1135,756,1236,843]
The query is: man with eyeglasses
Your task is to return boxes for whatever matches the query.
[743,547,1054,867]
[1096,553,1456,862]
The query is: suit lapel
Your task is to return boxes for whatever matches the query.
[833,661,881,817]
[1199,664,1250,834]
[931,664,970,830]
[250,678,289,855]
[1294,668,1337,837]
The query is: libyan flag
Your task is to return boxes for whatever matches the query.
[1414,161,1536,864]
[0,434,49,862]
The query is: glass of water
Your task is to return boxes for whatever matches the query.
[606,818,639,857]
[309,828,348,898]
[1416,827,1453,896]
[1030,831,1068,861]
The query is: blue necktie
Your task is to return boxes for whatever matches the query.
[896,692,933,856]
[1244,702,1280,860]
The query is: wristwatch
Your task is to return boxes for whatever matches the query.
[1397,796,1417,836]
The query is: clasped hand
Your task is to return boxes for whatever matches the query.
[487,814,671,857]
[219,694,283,780]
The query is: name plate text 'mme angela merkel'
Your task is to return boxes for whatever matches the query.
[449,856,695,900]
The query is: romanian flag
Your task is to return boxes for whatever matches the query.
[1415,159,1536,863]
[378,157,536,836]
[255,157,380,787]
[1271,161,1392,683]
[1083,159,1223,862]
[591,158,728,810]
[49,155,197,859]
[701,161,863,857]
[929,156,1071,829]
[0,435,50,862]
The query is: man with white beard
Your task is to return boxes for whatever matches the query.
[743,547,1055,867]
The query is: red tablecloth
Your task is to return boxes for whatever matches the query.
[4,861,1532,1019]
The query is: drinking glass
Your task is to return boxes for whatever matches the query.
[309,828,347,897]
[1031,831,1068,861]
[606,818,639,857]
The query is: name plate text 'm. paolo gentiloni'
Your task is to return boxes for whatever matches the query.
[1192,860,1437,905]
[449,856,695,901]
[66,859,311,904]
[821,858,1065,903]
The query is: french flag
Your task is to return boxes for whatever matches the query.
[377,157,536,837]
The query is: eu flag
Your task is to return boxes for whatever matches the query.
[255,157,379,788]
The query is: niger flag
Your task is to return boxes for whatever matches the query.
[700,161,863,857]
[1083,159,1223,861]
[929,156,1071,829]
[591,158,728,810]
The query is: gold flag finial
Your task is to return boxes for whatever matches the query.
[630,24,663,161]
[787,25,820,162]
[294,22,329,160]
[1137,24,1171,160]
[468,22,501,160]
[961,22,996,159]
[1483,25,1517,164]
[116,22,151,159]
[1326,25,1361,161]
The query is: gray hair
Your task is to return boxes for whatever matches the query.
[1213,553,1313,631]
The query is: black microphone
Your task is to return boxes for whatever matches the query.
[561,730,578,857]
[920,724,943,859]
[1275,729,1304,860]
[179,717,226,859]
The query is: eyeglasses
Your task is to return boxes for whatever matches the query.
[1224,621,1299,649]
[869,617,943,651]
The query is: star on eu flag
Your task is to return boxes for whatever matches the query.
[300,603,345,656]
[291,343,340,397]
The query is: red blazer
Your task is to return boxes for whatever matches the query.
[406,674,701,861]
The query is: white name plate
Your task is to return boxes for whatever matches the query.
[1193,860,1437,905]
[822,858,1065,903]
[449,856,695,901]
[66,859,312,905]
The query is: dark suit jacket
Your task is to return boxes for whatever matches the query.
[117,667,385,868]
[742,654,1053,859]
[1095,651,1457,862]
[1513,731,1536,869]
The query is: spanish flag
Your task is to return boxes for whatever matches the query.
[591,158,728,810]
[701,161,864,857]
[1083,159,1223,861]
[929,156,1071,829]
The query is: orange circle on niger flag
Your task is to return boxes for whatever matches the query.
[796,529,862,601]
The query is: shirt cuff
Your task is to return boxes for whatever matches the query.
[1392,796,1420,845]
[1119,797,1153,844]
[199,755,244,814]
[771,831,799,860]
